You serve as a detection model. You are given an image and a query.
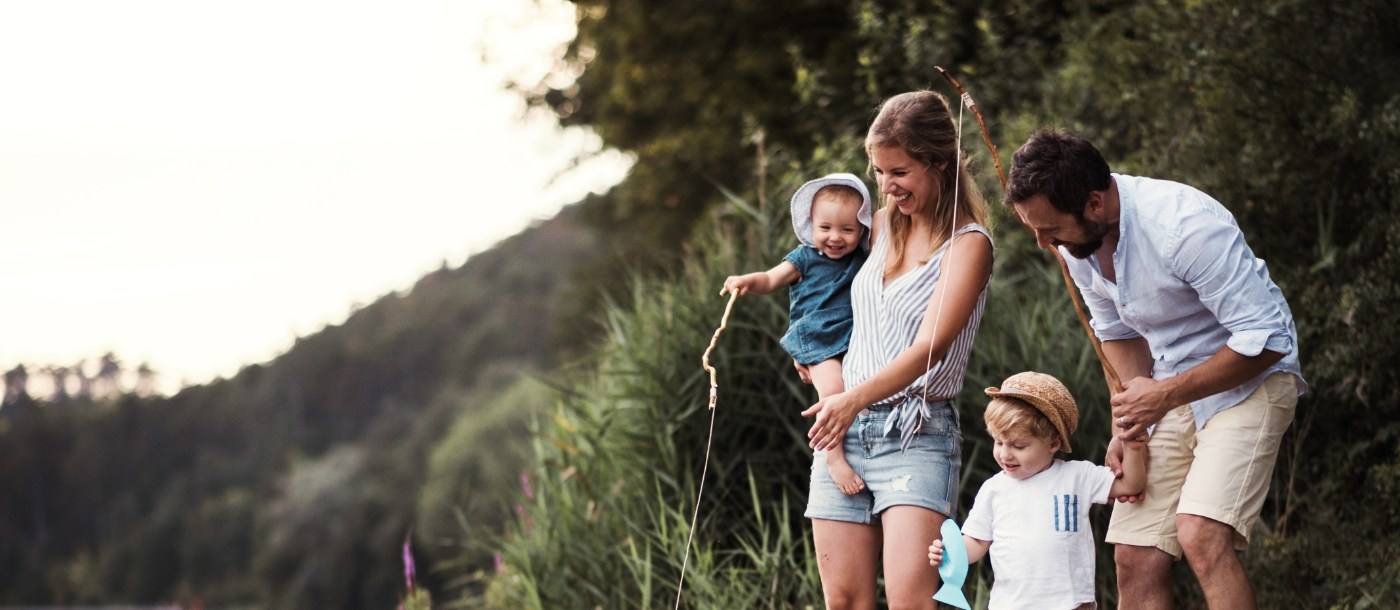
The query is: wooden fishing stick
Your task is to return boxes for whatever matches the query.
[676,289,739,609]
[935,66,1123,394]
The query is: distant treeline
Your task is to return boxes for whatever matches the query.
[4,354,159,404]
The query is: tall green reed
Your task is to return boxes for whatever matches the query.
[483,170,827,608]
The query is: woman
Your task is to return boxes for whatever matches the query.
[799,90,994,609]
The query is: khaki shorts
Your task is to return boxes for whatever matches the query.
[1106,372,1298,558]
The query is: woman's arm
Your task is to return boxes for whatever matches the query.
[805,229,993,450]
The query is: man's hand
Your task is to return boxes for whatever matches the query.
[1111,376,1174,440]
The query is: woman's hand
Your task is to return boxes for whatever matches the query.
[802,391,862,451]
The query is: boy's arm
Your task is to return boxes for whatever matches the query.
[963,535,991,564]
[928,535,991,567]
[1107,437,1148,500]
[722,261,800,296]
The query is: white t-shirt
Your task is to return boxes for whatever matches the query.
[962,460,1116,610]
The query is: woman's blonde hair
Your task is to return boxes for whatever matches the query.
[865,90,988,280]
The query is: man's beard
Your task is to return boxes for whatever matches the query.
[1063,217,1111,259]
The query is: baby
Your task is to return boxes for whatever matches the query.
[723,173,872,494]
[929,371,1146,609]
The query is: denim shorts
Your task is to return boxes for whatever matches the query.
[804,400,961,523]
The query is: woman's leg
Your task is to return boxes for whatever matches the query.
[812,517,881,610]
[880,505,943,610]
[810,359,865,494]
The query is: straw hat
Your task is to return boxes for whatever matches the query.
[985,371,1080,453]
[790,172,873,252]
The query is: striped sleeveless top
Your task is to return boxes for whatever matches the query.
[841,220,991,448]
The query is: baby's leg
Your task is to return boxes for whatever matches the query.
[809,359,865,495]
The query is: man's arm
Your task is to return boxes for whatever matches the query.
[1112,345,1283,440]
[1101,337,1153,386]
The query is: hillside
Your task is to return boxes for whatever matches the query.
[0,205,600,608]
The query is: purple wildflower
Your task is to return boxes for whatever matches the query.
[402,537,418,591]
[519,471,534,499]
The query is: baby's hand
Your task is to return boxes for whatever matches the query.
[722,275,749,296]
[927,539,945,568]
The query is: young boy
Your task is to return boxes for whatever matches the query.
[722,173,872,494]
[929,371,1147,609]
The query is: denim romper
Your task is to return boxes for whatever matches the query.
[780,245,869,365]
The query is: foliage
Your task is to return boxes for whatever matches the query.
[530,0,1078,347]
[412,376,545,601]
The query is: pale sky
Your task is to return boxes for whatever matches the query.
[0,0,631,395]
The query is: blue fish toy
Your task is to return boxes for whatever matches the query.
[933,518,971,609]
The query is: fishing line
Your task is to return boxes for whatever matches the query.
[915,93,968,426]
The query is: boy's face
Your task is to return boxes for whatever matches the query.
[990,431,1058,481]
[810,194,862,259]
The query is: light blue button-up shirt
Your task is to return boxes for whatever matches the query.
[1061,174,1306,429]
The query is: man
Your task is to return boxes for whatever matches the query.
[1002,129,1305,609]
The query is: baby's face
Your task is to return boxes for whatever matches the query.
[810,194,862,259]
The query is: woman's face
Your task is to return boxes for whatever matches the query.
[870,146,939,217]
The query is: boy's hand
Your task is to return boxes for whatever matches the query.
[928,539,945,568]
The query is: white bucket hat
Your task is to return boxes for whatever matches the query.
[790,172,873,252]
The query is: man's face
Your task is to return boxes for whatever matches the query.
[1012,195,1110,259]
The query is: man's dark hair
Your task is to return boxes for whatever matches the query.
[1004,129,1112,216]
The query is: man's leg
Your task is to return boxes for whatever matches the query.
[1178,514,1255,609]
[1114,544,1174,610]
[1174,372,1297,609]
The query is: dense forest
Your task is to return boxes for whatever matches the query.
[3,0,1398,608]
